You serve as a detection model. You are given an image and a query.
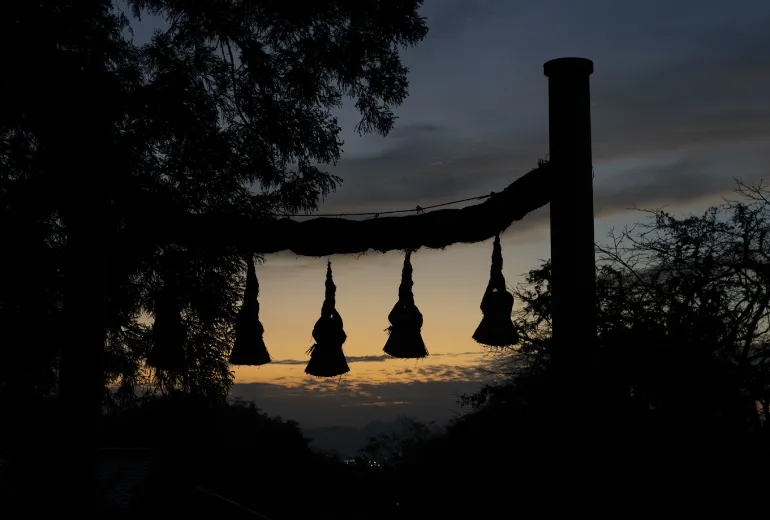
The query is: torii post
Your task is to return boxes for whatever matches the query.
[544,58,597,374]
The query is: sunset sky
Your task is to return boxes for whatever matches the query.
[126,0,770,429]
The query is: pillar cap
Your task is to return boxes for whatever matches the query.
[544,57,594,78]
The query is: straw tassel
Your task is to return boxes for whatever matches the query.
[148,269,187,373]
[305,261,350,377]
[230,255,272,366]
[384,250,428,359]
[473,234,519,347]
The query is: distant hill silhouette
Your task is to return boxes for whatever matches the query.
[306,419,443,458]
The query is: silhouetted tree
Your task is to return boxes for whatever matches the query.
[495,180,770,435]
[456,179,770,515]
[0,1,428,402]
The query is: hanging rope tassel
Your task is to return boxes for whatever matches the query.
[473,234,519,347]
[305,261,350,377]
[384,250,428,359]
[147,267,187,373]
[229,254,272,366]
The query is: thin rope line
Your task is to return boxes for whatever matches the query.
[274,192,494,218]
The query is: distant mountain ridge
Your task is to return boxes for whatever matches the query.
[304,419,443,459]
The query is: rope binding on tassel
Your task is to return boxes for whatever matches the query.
[305,260,350,377]
[384,249,428,359]
[473,233,519,347]
[229,254,272,366]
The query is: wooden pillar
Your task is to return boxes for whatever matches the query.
[543,57,596,367]
[541,56,598,511]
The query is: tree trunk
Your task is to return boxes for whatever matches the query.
[54,121,112,516]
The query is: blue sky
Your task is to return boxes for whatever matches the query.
[124,0,770,428]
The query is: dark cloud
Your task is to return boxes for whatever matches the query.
[385,122,445,140]
[229,349,511,429]
[595,150,769,212]
[270,355,389,366]
[269,350,484,366]
[312,1,770,229]
[324,135,542,210]
[591,26,770,160]
[314,137,768,245]
[419,0,515,37]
